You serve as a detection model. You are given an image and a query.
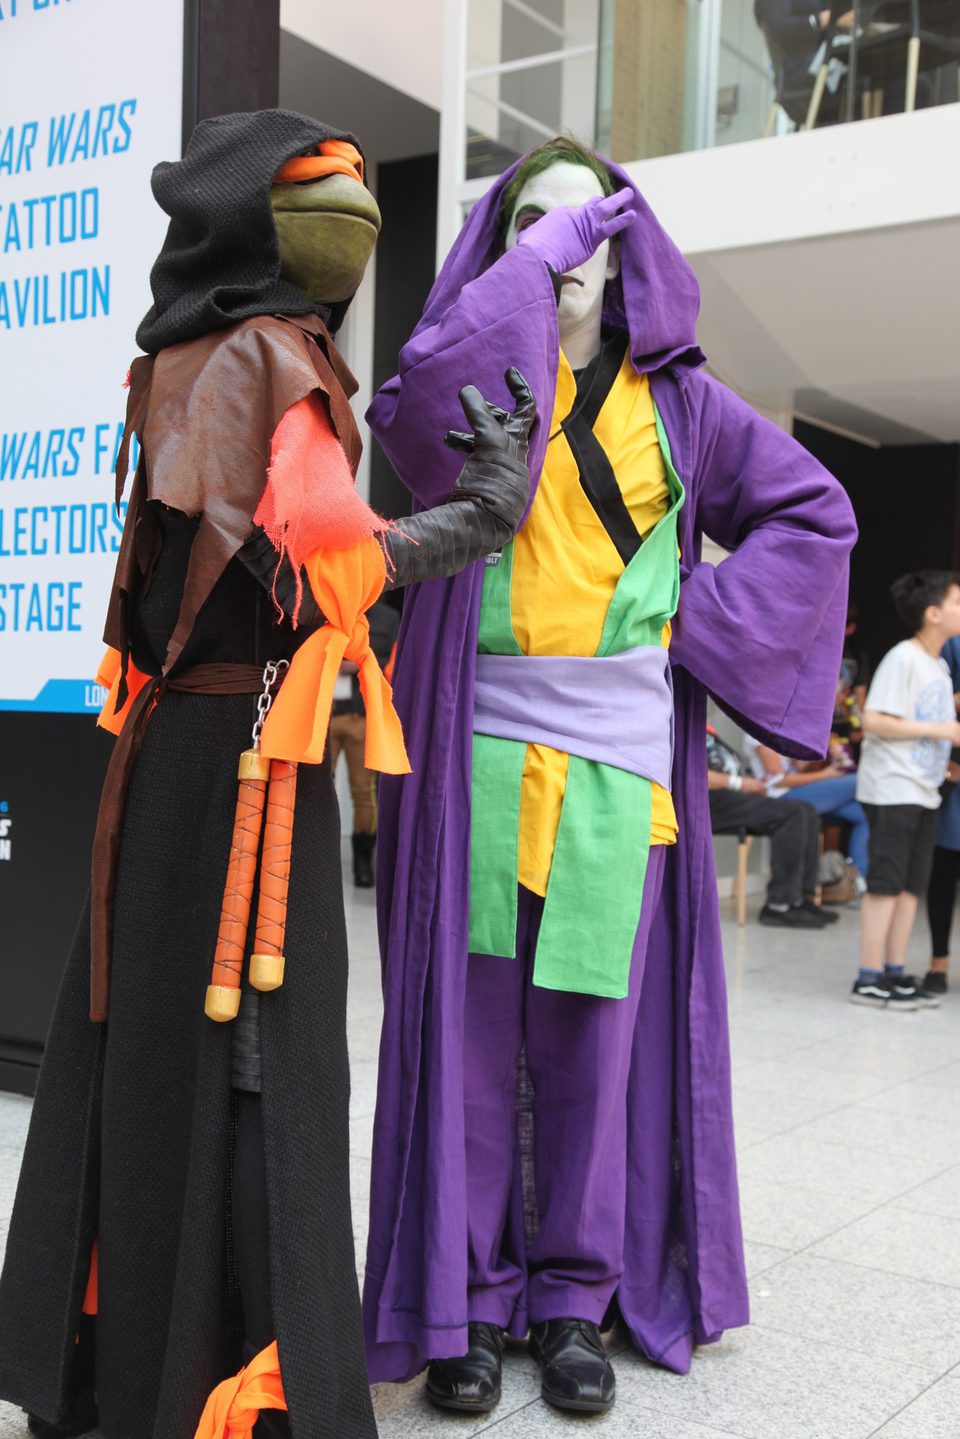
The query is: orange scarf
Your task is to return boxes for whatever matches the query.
[194,1342,286,1439]
[259,538,409,772]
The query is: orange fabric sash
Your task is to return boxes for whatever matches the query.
[260,538,410,773]
[94,542,408,774]
[194,1342,286,1439]
[95,647,151,736]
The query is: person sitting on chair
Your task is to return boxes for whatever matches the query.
[707,725,837,928]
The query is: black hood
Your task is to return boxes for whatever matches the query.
[136,108,366,353]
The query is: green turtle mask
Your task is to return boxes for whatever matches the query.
[271,172,381,305]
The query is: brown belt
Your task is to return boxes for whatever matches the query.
[89,662,265,1021]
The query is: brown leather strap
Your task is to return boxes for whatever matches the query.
[168,663,266,695]
[89,662,266,1021]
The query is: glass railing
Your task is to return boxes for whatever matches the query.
[460,0,960,182]
[464,0,603,180]
[596,0,960,161]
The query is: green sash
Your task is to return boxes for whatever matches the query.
[469,404,684,998]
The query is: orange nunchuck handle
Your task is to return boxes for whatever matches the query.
[211,775,268,990]
[253,761,298,960]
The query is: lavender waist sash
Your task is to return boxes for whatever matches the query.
[473,645,674,790]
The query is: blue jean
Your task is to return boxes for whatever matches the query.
[782,774,869,876]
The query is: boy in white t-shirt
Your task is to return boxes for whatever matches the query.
[853,572,960,1008]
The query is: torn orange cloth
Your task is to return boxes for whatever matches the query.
[274,139,364,185]
[95,647,152,735]
[255,391,396,625]
[193,1341,286,1439]
[260,538,410,774]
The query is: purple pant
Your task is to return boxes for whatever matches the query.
[464,845,666,1328]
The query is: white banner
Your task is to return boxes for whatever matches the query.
[0,0,183,711]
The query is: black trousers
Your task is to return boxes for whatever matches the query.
[927,845,960,958]
[234,1091,291,1439]
[709,789,819,907]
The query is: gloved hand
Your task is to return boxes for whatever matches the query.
[445,367,535,531]
[444,364,535,465]
[382,369,536,589]
[515,188,636,275]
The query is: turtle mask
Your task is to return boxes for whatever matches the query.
[271,141,381,305]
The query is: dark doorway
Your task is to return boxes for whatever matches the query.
[794,420,960,673]
[370,152,440,521]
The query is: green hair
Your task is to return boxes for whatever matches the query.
[496,135,615,250]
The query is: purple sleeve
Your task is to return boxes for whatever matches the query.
[366,246,558,509]
[671,373,857,760]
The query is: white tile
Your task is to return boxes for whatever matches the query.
[736,1131,947,1204]
[348,1059,380,1120]
[795,1027,960,1084]
[894,1166,960,1221]
[0,1404,29,1439]
[749,1252,960,1370]
[614,1327,936,1439]
[733,1083,848,1142]
[871,1377,960,1437]
[811,1206,960,1288]
[482,1397,745,1439]
[732,1054,891,1107]
[0,1097,31,1150]
[905,1060,960,1091]
[739,1176,878,1250]
[728,1028,816,1065]
[785,1105,960,1168]
[743,1241,792,1279]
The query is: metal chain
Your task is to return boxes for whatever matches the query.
[251,658,290,750]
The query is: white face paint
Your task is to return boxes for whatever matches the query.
[504,160,619,357]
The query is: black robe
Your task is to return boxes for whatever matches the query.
[0,514,377,1438]
[0,107,381,1439]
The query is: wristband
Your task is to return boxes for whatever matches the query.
[729,773,742,792]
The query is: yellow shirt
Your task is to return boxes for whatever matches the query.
[511,348,678,897]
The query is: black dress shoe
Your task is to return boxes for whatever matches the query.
[529,1318,615,1413]
[425,1321,505,1413]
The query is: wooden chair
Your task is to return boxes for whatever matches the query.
[732,830,753,927]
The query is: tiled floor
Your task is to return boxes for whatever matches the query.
[3,884,960,1438]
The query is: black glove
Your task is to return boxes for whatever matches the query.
[236,524,323,629]
[382,368,535,590]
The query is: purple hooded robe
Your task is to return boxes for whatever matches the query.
[363,157,857,1382]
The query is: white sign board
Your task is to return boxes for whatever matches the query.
[0,0,183,711]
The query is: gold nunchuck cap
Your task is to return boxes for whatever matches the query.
[238,749,271,782]
[205,985,242,1022]
[249,953,285,992]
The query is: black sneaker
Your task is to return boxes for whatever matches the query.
[921,970,948,998]
[759,903,829,929]
[880,972,944,1007]
[850,977,918,1010]
[801,899,839,925]
[888,973,941,1009]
